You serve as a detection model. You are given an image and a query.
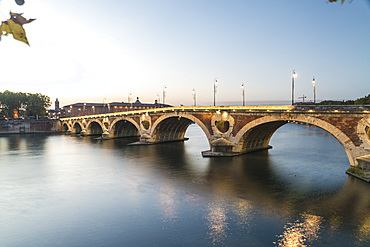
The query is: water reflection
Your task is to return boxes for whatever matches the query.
[275,213,322,246]
[1,124,370,246]
[357,216,370,244]
[159,182,178,223]
[74,125,370,237]
[205,201,228,245]
[0,135,47,157]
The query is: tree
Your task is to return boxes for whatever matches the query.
[317,100,355,105]
[25,93,51,117]
[0,90,51,118]
[315,95,369,105]
[0,90,26,117]
[355,94,370,105]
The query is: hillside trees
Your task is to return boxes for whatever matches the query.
[355,94,370,105]
[316,94,369,105]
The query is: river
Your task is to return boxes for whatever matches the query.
[1,123,370,246]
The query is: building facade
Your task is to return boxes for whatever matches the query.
[60,98,172,118]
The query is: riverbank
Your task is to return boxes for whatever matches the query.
[0,119,60,134]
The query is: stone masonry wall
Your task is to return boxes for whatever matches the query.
[318,117,363,146]
[0,119,59,134]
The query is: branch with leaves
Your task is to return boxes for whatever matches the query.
[0,12,35,45]
[0,1,35,45]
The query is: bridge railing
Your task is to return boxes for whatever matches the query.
[293,105,370,112]
[59,105,370,121]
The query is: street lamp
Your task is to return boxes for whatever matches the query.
[241,83,245,106]
[192,88,196,106]
[156,93,160,103]
[312,76,316,104]
[163,85,167,104]
[103,98,106,113]
[214,78,218,106]
[128,92,133,108]
[292,70,297,105]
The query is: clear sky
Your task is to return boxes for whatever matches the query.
[0,0,369,108]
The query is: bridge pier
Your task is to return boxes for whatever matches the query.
[202,137,238,157]
[202,137,273,157]
[102,130,110,139]
[80,129,87,136]
[356,155,370,169]
[346,155,370,182]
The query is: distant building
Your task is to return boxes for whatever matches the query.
[48,98,62,119]
[55,98,60,111]
[60,97,172,118]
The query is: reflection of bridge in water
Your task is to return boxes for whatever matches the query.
[60,105,370,168]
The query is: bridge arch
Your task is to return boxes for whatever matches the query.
[86,120,104,136]
[356,117,370,150]
[109,118,140,138]
[233,115,357,166]
[150,113,212,147]
[72,122,83,134]
[61,122,70,133]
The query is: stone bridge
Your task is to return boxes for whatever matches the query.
[59,105,370,168]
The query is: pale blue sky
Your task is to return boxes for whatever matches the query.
[0,0,369,108]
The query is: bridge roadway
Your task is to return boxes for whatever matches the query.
[59,105,370,168]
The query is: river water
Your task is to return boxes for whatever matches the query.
[1,123,370,246]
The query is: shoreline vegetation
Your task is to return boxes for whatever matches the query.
[301,94,370,105]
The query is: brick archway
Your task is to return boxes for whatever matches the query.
[233,115,357,166]
[86,120,104,136]
[109,117,140,138]
[72,122,82,134]
[150,112,212,147]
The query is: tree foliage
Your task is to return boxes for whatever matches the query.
[25,93,51,117]
[355,94,370,105]
[317,100,354,105]
[318,95,370,105]
[0,90,51,118]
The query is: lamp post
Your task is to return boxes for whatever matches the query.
[192,88,196,106]
[156,93,160,103]
[103,98,106,113]
[214,78,218,106]
[241,83,245,106]
[128,92,133,109]
[312,76,316,104]
[163,85,167,104]
[292,70,297,105]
